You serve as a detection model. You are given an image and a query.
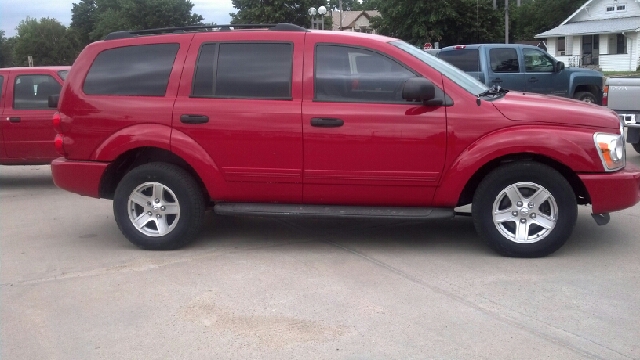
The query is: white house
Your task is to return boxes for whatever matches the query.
[535,0,640,71]
[331,10,380,33]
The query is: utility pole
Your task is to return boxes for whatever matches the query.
[339,0,343,30]
[505,0,509,44]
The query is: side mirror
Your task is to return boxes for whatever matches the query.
[402,78,437,105]
[48,94,59,108]
[555,61,565,72]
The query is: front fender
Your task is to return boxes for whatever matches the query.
[432,126,603,207]
[92,124,172,161]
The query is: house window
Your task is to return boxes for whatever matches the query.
[606,5,615,12]
[616,4,626,11]
[557,37,566,56]
[616,34,627,54]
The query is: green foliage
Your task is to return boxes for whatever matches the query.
[71,0,204,45]
[511,0,585,40]
[1,30,16,67]
[230,0,330,28]
[328,0,377,11]
[372,0,503,47]
[13,17,78,66]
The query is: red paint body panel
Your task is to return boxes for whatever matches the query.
[579,166,640,214]
[50,157,107,198]
[0,67,69,165]
[50,29,640,217]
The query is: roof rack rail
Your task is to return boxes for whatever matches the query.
[104,23,307,40]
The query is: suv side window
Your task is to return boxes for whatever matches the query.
[192,42,293,99]
[523,48,554,73]
[83,43,179,96]
[315,45,416,103]
[489,48,520,73]
[13,75,61,110]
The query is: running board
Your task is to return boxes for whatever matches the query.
[214,203,455,220]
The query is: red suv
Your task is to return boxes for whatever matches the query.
[0,66,69,165]
[51,24,640,257]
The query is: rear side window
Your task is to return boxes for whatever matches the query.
[437,49,480,72]
[192,42,293,99]
[84,43,179,96]
[13,75,61,110]
[489,48,520,73]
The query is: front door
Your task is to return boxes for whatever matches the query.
[487,47,525,91]
[172,32,305,203]
[0,72,61,160]
[523,48,555,95]
[301,41,447,206]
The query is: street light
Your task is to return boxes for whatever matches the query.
[308,6,327,30]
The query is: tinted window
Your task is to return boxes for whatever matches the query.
[437,49,480,72]
[84,44,179,96]
[58,70,68,80]
[489,48,520,73]
[0,75,3,100]
[523,49,554,72]
[192,43,292,99]
[13,75,61,110]
[315,45,416,103]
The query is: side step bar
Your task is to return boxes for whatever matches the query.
[214,203,455,220]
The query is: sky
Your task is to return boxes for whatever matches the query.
[0,0,235,37]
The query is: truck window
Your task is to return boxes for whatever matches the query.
[58,70,68,80]
[437,49,480,72]
[0,75,3,101]
[489,48,519,73]
[193,42,293,99]
[13,75,61,110]
[83,43,179,96]
[314,44,415,103]
[523,48,554,73]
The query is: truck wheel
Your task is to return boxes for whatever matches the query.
[574,91,597,104]
[632,142,640,154]
[113,162,205,250]
[472,162,577,258]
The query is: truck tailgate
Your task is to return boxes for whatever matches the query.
[607,77,640,111]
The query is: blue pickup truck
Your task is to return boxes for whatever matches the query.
[437,44,605,104]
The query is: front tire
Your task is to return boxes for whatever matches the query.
[632,142,640,154]
[113,162,205,250]
[472,162,577,258]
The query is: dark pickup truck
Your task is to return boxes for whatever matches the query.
[438,44,604,104]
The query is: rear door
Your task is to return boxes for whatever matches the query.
[172,31,305,203]
[0,70,62,160]
[486,47,525,91]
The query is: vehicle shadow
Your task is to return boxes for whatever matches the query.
[0,173,55,189]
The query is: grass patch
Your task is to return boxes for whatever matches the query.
[603,71,640,77]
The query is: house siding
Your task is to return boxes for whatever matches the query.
[599,32,639,70]
[572,0,640,22]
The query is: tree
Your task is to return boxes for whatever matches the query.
[13,17,78,66]
[71,0,204,46]
[511,0,585,41]
[1,30,16,68]
[231,0,330,28]
[371,0,502,47]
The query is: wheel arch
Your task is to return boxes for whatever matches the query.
[456,153,590,207]
[99,147,209,201]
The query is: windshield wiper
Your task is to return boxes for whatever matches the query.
[477,85,509,98]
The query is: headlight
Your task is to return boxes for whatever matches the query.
[594,133,625,171]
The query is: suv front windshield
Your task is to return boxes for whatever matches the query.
[391,40,488,96]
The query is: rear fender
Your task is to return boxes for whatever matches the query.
[432,126,602,207]
[92,124,172,161]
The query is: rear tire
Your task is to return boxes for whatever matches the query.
[113,162,205,250]
[574,91,597,104]
[472,162,577,258]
